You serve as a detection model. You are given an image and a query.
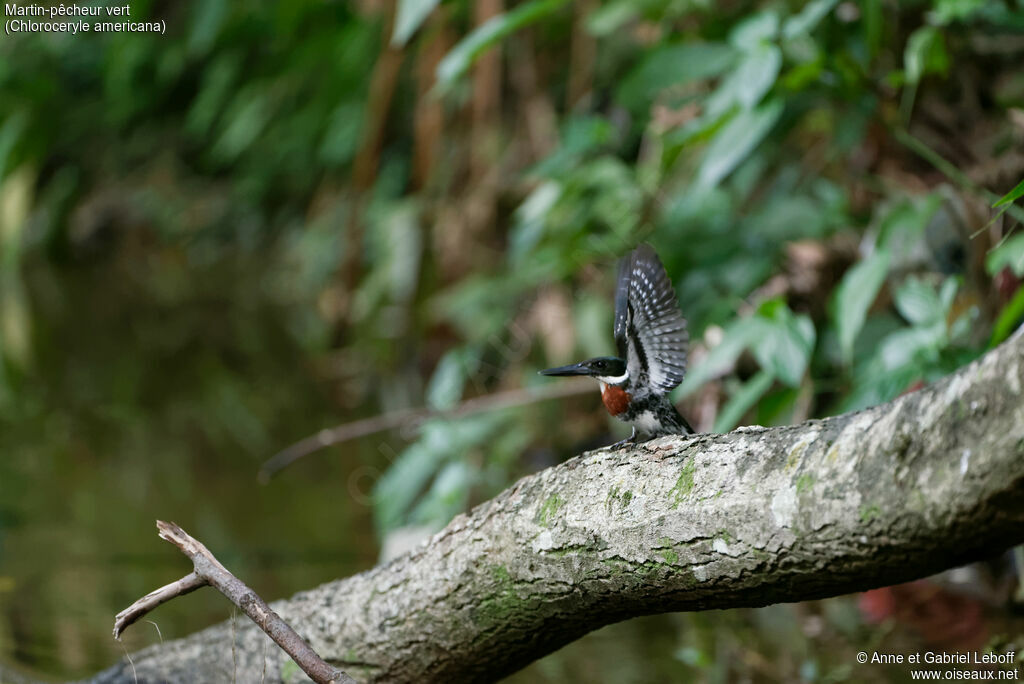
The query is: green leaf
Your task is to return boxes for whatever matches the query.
[751,302,816,387]
[352,200,423,320]
[531,115,615,177]
[729,11,779,49]
[433,275,523,342]
[834,249,890,364]
[930,0,989,25]
[782,0,839,39]
[676,317,763,398]
[0,112,28,183]
[185,54,240,139]
[904,26,948,85]
[437,0,568,88]
[615,43,736,113]
[426,349,470,411]
[746,195,830,242]
[993,177,1024,207]
[696,98,783,189]
[879,326,942,369]
[373,415,506,534]
[937,276,959,313]
[840,357,921,412]
[319,100,364,165]
[509,181,561,265]
[409,461,473,529]
[713,370,774,433]
[187,0,228,55]
[661,107,732,151]
[586,0,636,36]
[574,294,614,360]
[990,285,1024,347]
[986,233,1024,276]
[212,90,270,162]
[373,439,447,535]
[876,194,943,257]
[0,165,33,267]
[893,276,944,326]
[392,0,441,46]
[732,44,782,109]
[780,58,824,90]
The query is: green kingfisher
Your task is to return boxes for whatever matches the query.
[540,244,694,447]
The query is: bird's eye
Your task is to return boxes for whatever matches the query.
[595,361,605,368]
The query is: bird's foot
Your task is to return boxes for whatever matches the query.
[608,427,638,451]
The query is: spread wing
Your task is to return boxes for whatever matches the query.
[613,244,688,394]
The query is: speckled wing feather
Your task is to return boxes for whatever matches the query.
[613,244,688,394]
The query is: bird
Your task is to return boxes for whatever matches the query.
[540,244,694,447]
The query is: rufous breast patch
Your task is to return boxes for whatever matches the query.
[600,383,631,416]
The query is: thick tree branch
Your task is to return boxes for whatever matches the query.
[93,330,1024,683]
[113,521,354,684]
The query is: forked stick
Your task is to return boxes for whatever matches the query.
[114,520,355,684]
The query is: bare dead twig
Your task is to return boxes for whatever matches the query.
[114,572,206,637]
[258,377,595,481]
[114,521,355,684]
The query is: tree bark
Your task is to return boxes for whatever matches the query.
[91,330,1024,683]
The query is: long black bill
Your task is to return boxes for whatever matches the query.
[539,362,591,377]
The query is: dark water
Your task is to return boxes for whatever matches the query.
[0,253,379,680]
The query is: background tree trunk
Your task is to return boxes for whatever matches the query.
[90,330,1024,683]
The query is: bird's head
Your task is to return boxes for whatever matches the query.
[540,356,628,385]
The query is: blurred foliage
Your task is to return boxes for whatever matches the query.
[3,0,1024,680]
